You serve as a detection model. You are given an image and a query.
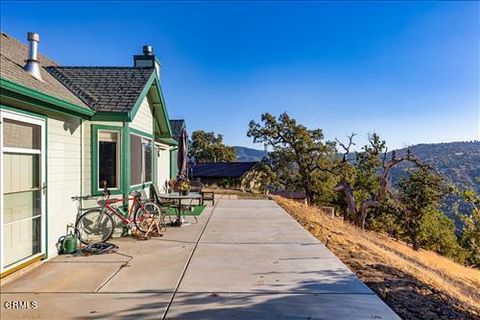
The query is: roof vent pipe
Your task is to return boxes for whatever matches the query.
[24,32,43,81]
[143,45,154,56]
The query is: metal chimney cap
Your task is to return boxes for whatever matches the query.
[143,45,154,56]
[27,32,40,42]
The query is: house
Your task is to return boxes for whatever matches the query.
[0,32,177,278]
[190,162,262,191]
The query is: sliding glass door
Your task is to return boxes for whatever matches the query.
[0,109,46,272]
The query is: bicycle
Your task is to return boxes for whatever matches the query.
[74,186,165,244]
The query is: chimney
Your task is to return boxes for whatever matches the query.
[134,45,161,80]
[24,32,43,81]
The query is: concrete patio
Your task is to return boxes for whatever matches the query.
[0,199,399,319]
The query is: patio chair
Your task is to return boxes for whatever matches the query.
[150,184,197,224]
[201,189,215,206]
[189,180,204,205]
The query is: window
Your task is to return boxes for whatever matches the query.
[98,130,120,189]
[130,134,153,186]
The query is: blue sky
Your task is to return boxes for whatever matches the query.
[1,1,479,150]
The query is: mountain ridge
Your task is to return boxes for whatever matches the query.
[235,141,480,192]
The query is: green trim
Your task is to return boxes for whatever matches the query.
[0,104,48,119]
[0,77,94,118]
[130,182,153,192]
[127,73,173,138]
[122,123,131,207]
[130,127,154,139]
[156,81,173,137]
[91,112,130,122]
[45,118,49,258]
[128,72,156,121]
[153,141,157,187]
[159,137,178,146]
[91,124,124,196]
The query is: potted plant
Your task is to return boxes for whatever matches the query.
[179,181,190,195]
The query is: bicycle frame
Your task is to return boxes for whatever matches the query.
[100,194,149,226]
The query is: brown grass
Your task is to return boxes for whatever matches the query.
[214,188,268,199]
[274,196,480,320]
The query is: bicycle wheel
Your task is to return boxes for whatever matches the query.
[75,209,115,244]
[134,202,162,233]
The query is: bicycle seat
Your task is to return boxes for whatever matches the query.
[130,191,142,198]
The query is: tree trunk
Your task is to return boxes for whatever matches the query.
[356,199,379,229]
[335,182,357,222]
[412,237,420,251]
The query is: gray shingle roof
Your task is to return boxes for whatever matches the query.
[191,162,259,178]
[0,32,90,109]
[169,119,185,142]
[47,66,155,113]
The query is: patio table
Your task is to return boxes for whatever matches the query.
[158,192,202,226]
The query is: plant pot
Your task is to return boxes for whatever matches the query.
[181,190,189,196]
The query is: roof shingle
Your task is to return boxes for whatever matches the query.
[46,66,154,113]
[0,32,90,109]
[191,162,259,178]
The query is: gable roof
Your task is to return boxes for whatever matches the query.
[169,119,185,142]
[46,66,155,113]
[0,32,90,111]
[191,162,259,178]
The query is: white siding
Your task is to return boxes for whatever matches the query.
[46,115,82,258]
[130,97,153,133]
[156,144,171,192]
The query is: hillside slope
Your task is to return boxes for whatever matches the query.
[390,141,480,193]
[275,196,480,320]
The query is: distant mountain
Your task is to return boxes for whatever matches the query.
[234,146,267,162]
[235,142,480,194]
[389,141,480,194]
[235,141,479,227]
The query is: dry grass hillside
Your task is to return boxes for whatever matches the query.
[274,196,480,320]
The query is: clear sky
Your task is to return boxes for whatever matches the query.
[1,1,479,150]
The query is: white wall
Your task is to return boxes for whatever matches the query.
[156,143,171,192]
[46,114,82,257]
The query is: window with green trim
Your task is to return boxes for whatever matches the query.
[130,133,153,186]
[92,125,123,194]
[98,130,120,189]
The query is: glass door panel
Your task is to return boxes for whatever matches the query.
[1,113,44,269]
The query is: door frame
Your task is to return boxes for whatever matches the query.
[0,108,47,274]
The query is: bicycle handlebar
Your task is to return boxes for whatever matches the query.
[101,180,111,196]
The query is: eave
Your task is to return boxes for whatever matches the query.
[0,77,94,119]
